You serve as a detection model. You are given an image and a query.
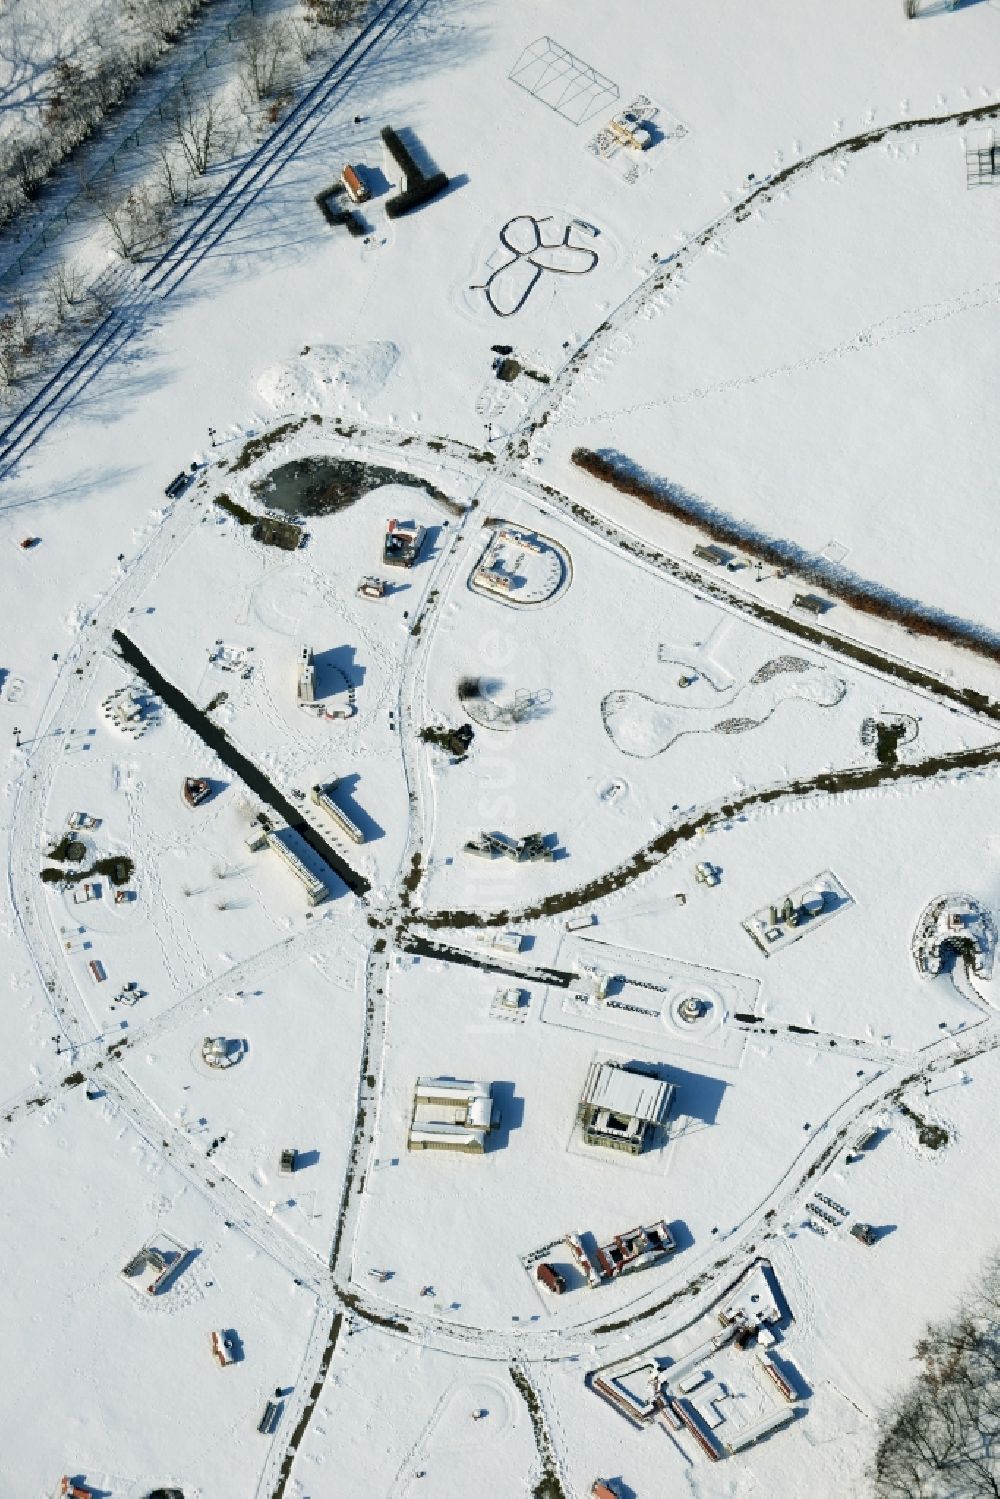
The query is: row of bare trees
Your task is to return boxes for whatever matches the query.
[0,262,117,390]
[874,1251,1000,1498]
[0,2,370,398]
[90,2,372,266]
[0,0,209,231]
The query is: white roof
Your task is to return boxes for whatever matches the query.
[414,1077,491,1101]
[408,1123,483,1145]
[581,1062,673,1125]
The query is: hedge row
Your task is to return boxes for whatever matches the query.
[570,447,1000,664]
[385,172,449,219]
[380,125,422,186]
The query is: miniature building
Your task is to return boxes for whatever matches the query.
[297,645,316,703]
[477,928,523,953]
[577,1061,674,1155]
[67,811,99,830]
[407,1077,495,1153]
[102,684,157,735]
[572,964,612,1003]
[743,870,852,956]
[311,781,365,844]
[608,110,652,150]
[201,1036,242,1069]
[693,543,730,566]
[912,894,996,980]
[723,1402,796,1454]
[792,592,829,616]
[120,1235,190,1296]
[570,1222,675,1285]
[536,1262,566,1294]
[384,518,425,567]
[757,1350,798,1402]
[264,828,329,905]
[357,574,387,599]
[259,1399,281,1435]
[464,830,554,862]
[211,1329,237,1366]
[473,563,514,595]
[183,776,210,807]
[341,164,369,202]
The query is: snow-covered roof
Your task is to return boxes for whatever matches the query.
[414,1077,491,1102]
[407,1123,484,1144]
[580,1062,673,1125]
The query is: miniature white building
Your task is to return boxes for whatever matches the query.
[311,782,364,844]
[297,645,316,704]
[266,828,329,905]
[245,820,329,904]
[407,1077,495,1153]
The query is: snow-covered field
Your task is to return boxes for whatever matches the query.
[3,1,1000,1496]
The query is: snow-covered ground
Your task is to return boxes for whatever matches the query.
[3,1,1000,1496]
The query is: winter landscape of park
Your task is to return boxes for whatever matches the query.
[4,0,1000,1496]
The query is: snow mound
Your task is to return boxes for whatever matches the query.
[257,342,400,409]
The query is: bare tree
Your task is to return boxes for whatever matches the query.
[874,1253,1000,1499]
[10,292,39,357]
[0,314,21,391]
[46,259,85,323]
[154,143,186,207]
[96,189,141,261]
[288,18,322,63]
[303,0,365,28]
[237,19,290,108]
[96,182,169,261]
[170,85,226,176]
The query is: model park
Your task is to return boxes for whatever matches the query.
[2,0,1000,1496]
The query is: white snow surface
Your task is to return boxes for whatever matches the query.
[3,1,1000,1496]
